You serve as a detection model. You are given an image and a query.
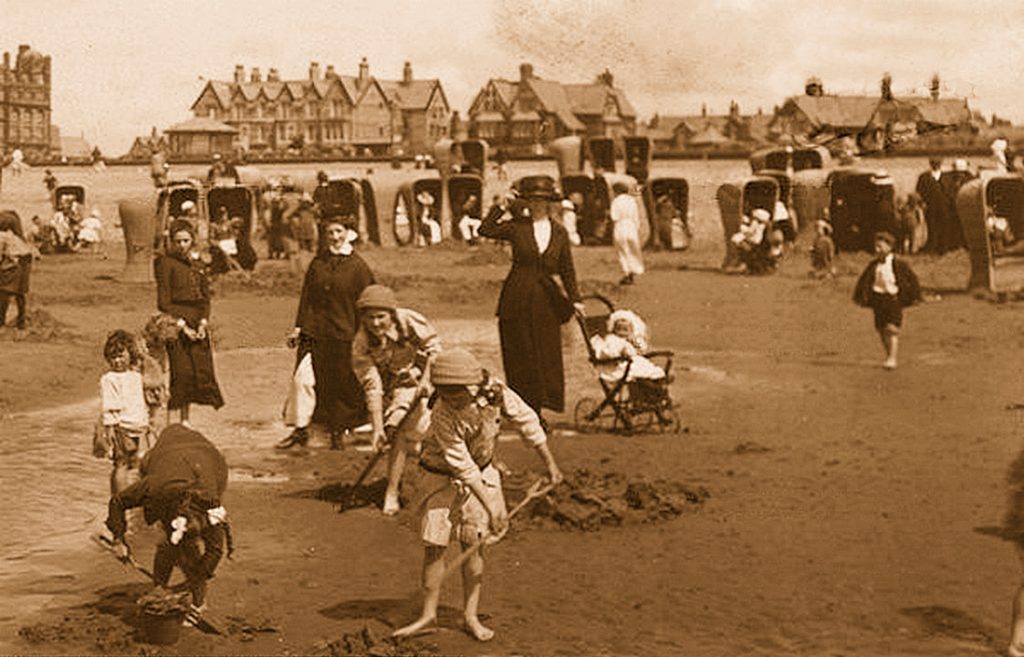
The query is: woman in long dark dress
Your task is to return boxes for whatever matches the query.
[278,218,374,449]
[478,175,583,424]
[156,219,224,424]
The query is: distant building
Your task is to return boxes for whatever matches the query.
[125,127,168,161]
[769,76,975,151]
[467,64,637,153]
[643,103,771,152]
[59,135,92,161]
[190,59,449,156]
[165,117,237,159]
[0,44,52,162]
[379,62,450,155]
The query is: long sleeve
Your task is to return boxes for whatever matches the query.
[100,374,121,426]
[351,330,384,417]
[105,478,149,539]
[499,382,547,449]
[294,261,316,330]
[557,229,581,301]
[478,203,514,241]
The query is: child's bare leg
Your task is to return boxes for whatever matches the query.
[393,545,446,638]
[383,444,407,515]
[461,547,494,641]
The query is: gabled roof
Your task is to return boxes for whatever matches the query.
[902,97,972,126]
[60,136,92,158]
[285,81,306,100]
[687,124,730,146]
[237,82,262,102]
[784,95,880,130]
[166,117,237,133]
[190,81,233,110]
[523,78,586,131]
[492,79,518,106]
[379,79,443,110]
[563,83,637,119]
[259,81,284,101]
[336,76,362,104]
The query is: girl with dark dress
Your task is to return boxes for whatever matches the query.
[478,176,584,426]
[155,220,224,424]
[278,218,374,449]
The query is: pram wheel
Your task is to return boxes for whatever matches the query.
[574,396,614,434]
[635,406,682,434]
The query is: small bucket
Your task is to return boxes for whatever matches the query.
[140,609,184,645]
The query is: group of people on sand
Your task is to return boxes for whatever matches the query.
[94,176,589,642]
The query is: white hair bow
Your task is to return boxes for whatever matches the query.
[169,516,188,545]
[207,506,227,526]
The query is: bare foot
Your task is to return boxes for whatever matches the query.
[464,617,495,642]
[392,614,436,639]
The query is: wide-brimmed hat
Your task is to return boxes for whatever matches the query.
[431,348,483,386]
[356,284,397,312]
[515,175,560,200]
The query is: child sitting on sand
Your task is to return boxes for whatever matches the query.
[589,309,667,390]
[94,330,153,496]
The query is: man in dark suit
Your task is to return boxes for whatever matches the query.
[915,158,951,253]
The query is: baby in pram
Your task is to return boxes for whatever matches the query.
[589,309,669,405]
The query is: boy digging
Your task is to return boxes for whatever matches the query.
[392,348,562,641]
[853,231,922,369]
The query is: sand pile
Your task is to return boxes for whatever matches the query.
[528,469,709,531]
[323,625,443,657]
[18,607,136,654]
[0,308,76,341]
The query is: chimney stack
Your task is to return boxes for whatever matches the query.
[309,62,320,81]
[358,57,369,84]
[880,72,893,101]
[234,64,244,84]
[701,103,707,118]
[804,76,823,97]
[597,68,614,87]
[403,61,413,84]
[267,68,280,82]
[2,52,9,69]
[250,67,262,83]
[930,73,940,101]
[520,63,533,82]
[325,64,336,79]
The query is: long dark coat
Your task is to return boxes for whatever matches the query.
[479,205,581,414]
[155,253,224,410]
[295,251,374,431]
[916,170,954,253]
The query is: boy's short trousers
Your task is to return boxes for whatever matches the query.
[419,465,505,547]
[385,386,430,450]
[871,292,902,333]
[111,425,151,467]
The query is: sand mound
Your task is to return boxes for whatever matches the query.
[324,625,443,657]
[0,308,77,342]
[527,469,709,531]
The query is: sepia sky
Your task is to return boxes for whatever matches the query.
[1,0,1022,153]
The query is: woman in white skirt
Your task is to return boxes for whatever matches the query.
[610,182,644,285]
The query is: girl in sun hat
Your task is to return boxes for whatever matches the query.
[393,347,562,642]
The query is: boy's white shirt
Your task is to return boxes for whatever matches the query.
[872,254,899,295]
[100,370,149,430]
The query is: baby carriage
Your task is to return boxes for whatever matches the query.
[573,294,682,434]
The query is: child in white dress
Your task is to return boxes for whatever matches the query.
[589,309,666,385]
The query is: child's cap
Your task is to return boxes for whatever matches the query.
[874,231,896,247]
[431,348,483,386]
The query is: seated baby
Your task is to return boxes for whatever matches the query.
[988,214,1017,254]
[589,309,666,385]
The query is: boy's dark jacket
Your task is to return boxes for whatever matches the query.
[852,256,923,308]
[106,423,227,538]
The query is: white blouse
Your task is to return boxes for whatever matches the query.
[532,218,551,253]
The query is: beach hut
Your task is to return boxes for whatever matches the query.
[957,174,1024,293]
